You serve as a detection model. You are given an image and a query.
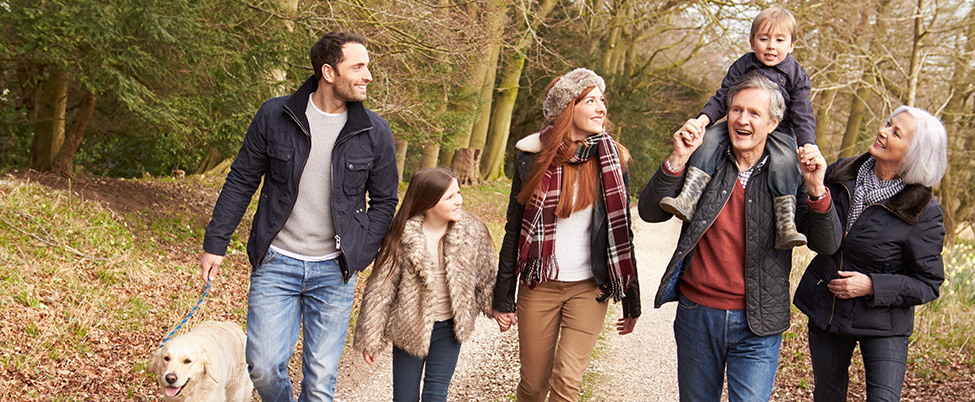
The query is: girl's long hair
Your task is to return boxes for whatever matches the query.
[517,78,628,218]
[373,168,457,274]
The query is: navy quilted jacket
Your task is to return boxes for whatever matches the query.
[638,142,842,336]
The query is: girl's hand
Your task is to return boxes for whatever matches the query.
[363,351,377,365]
[493,310,518,332]
[617,317,638,335]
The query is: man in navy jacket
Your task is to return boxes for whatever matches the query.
[200,32,398,402]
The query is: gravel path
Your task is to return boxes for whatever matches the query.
[333,212,682,401]
[587,215,681,401]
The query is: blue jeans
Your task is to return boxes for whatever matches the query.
[246,249,357,402]
[808,324,909,402]
[674,295,781,402]
[688,124,800,198]
[392,319,462,402]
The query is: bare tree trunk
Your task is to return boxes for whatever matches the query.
[601,24,622,73]
[451,148,482,185]
[420,143,441,169]
[812,64,840,149]
[394,137,409,183]
[905,0,927,107]
[839,79,871,158]
[482,52,526,180]
[52,89,96,178]
[934,4,975,245]
[195,148,224,175]
[838,0,892,159]
[468,0,507,151]
[30,67,69,171]
[269,0,298,96]
[481,0,559,180]
[442,0,504,166]
[814,87,838,149]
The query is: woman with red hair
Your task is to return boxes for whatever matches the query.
[492,68,641,402]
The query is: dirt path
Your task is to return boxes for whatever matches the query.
[333,213,682,401]
[587,216,681,401]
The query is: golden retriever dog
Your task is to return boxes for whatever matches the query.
[148,321,253,402]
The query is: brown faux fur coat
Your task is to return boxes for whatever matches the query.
[354,211,497,358]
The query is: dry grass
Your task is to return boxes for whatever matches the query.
[774,244,975,401]
[0,172,511,401]
[0,172,254,401]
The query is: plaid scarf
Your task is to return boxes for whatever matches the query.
[848,156,906,231]
[517,129,635,302]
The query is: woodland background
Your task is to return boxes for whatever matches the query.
[2,0,974,238]
[2,1,975,400]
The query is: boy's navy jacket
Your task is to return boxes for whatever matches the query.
[701,52,817,147]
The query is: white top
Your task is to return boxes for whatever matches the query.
[554,184,594,282]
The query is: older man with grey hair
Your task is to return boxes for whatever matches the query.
[638,71,843,401]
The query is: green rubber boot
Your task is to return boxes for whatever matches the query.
[774,195,807,249]
[659,166,711,222]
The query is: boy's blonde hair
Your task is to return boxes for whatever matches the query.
[750,7,798,43]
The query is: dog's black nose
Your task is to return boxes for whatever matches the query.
[165,374,178,384]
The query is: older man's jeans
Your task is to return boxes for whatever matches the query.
[808,323,909,402]
[674,295,782,402]
[245,249,357,402]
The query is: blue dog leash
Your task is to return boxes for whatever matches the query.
[159,280,210,348]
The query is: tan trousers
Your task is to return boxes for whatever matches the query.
[516,278,609,402]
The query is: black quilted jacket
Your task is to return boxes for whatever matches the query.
[794,153,945,337]
[638,145,842,336]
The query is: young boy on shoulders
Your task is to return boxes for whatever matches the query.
[661,6,816,250]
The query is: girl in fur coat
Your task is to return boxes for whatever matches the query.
[354,167,497,402]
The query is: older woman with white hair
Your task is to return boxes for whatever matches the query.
[793,105,948,401]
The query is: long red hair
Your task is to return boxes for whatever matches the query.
[517,78,629,219]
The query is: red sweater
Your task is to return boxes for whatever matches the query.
[663,160,832,311]
[679,180,747,310]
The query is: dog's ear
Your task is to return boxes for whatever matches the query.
[147,347,164,377]
[201,347,220,384]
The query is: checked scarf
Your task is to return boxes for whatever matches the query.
[848,156,906,231]
[517,129,635,302]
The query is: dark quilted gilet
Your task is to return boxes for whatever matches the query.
[647,150,798,336]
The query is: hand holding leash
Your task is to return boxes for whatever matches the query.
[200,252,224,282]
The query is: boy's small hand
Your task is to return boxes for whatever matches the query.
[668,125,704,172]
[682,116,706,139]
[694,115,710,130]
[798,144,827,197]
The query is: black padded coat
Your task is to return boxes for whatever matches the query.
[793,153,945,337]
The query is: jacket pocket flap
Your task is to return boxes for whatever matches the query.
[268,145,294,161]
[346,158,373,171]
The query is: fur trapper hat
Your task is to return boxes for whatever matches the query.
[542,68,606,122]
